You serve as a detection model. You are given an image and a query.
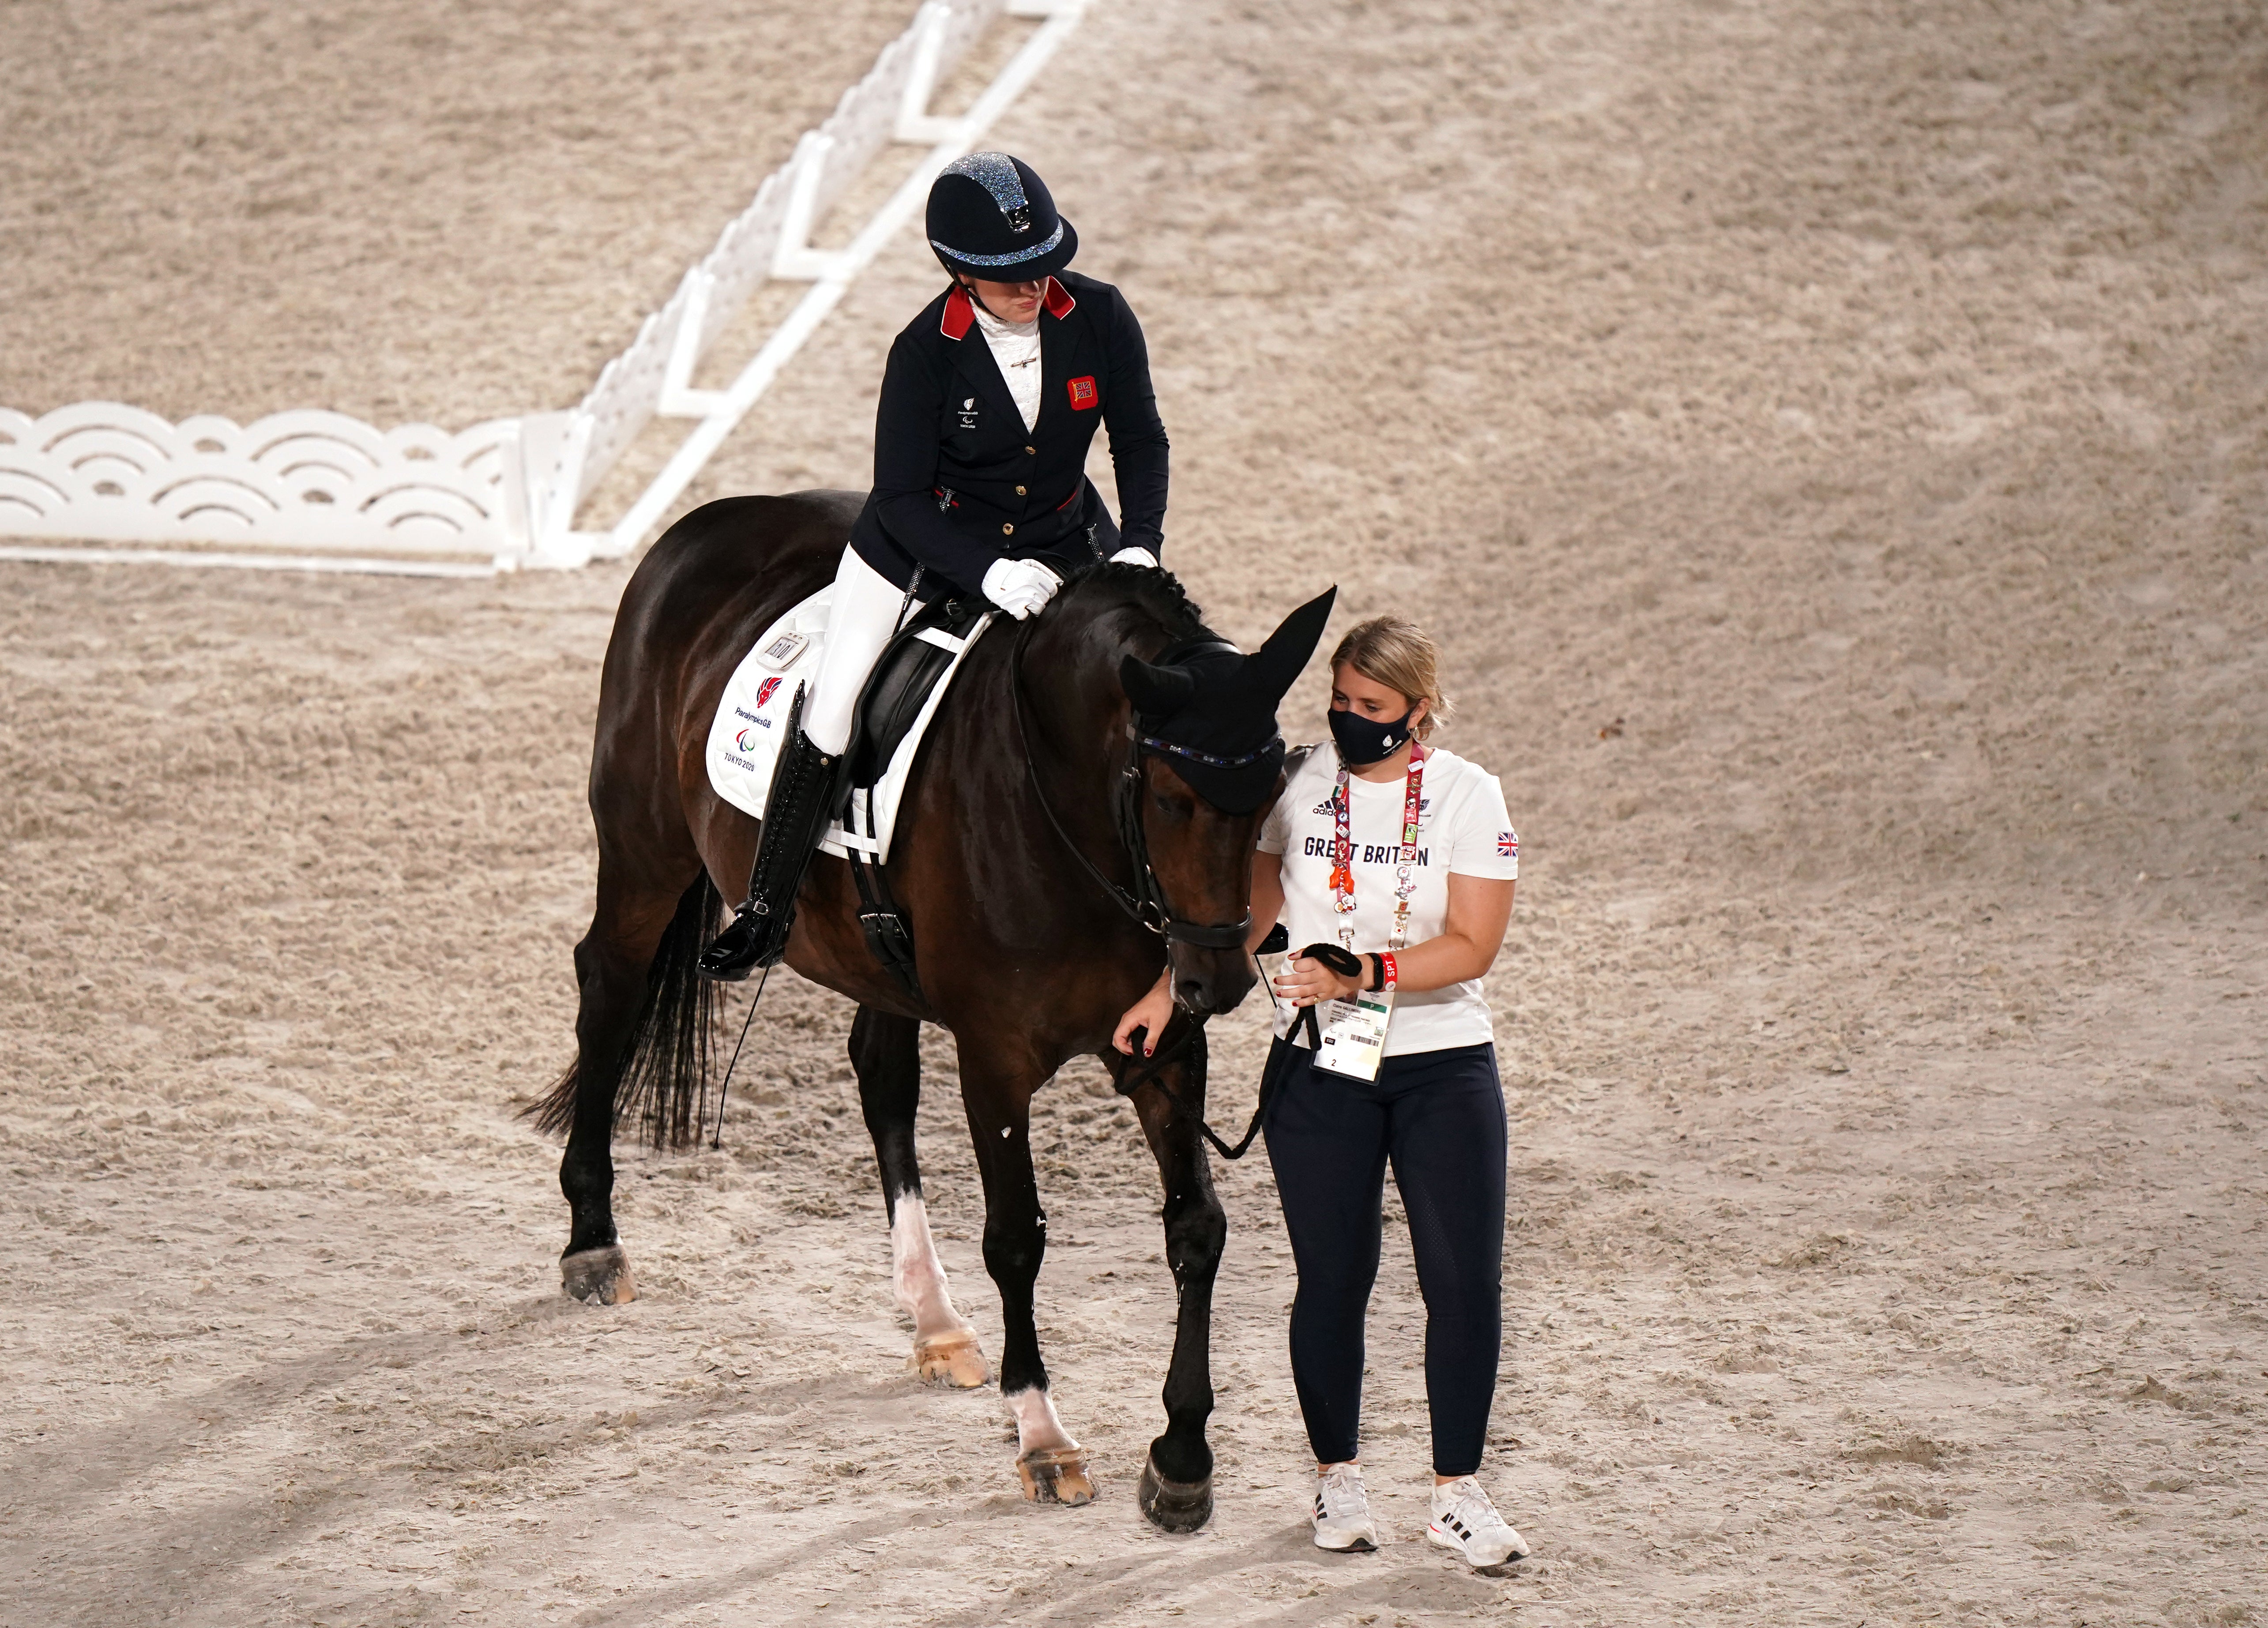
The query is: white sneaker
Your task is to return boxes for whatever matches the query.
[1428,1475,1527,1568]
[1311,1462,1377,1552]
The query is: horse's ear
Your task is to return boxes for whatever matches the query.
[1120,653,1198,717]
[1244,585,1338,704]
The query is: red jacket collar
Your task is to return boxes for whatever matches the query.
[941,277,1076,340]
[941,284,976,340]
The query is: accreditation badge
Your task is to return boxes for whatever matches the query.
[1313,988,1394,1081]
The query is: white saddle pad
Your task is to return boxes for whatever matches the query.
[705,587,994,862]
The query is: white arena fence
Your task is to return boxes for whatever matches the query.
[0,0,1086,579]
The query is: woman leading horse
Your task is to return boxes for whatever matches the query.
[699,151,1168,980]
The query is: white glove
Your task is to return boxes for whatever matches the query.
[1109,546,1159,568]
[981,556,1062,620]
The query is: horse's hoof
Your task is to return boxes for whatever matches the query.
[561,1245,637,1305]
[1137,1453,1214,1533]
[1017,1445,1095,1506]
[913,1329,989,1388]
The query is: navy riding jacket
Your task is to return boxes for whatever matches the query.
[849,271,1169,600]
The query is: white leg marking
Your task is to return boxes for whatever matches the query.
[1004,1384,1079,1457]
[890,1192,973,1341]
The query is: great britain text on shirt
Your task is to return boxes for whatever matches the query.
[1304,836,1431,866]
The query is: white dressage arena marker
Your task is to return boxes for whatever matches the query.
[0,406,527,575]
[0,0,1088,578]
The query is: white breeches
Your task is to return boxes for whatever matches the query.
[804,545,912,757]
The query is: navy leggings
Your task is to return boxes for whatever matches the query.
[1262,1039,1507,1477]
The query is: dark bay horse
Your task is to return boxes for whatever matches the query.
[533,491,1328,1530]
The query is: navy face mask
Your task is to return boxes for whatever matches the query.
[1328,703,1415,767]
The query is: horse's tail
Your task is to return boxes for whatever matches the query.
[529,870,723,1150]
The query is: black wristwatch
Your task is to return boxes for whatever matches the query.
[1365,954,1386,993]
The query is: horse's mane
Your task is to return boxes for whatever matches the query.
[1057,560,1209,644]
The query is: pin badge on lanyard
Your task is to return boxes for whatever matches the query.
[1311,744,1425,1081]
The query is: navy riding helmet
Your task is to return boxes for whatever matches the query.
[925,152,1079,282]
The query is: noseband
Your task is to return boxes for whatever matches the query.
[1010,621,1254,950]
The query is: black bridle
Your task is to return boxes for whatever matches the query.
[1009,621,1252,951]
[1010,616,1322,1163]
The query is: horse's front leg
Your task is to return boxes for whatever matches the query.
[1106,1015,1226,1532]
[958,1038,1095,1506]
[849,1005,987,1385]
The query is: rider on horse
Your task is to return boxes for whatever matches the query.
[700,151,1170,980]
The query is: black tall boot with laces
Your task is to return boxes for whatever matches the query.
[699,685,843,982]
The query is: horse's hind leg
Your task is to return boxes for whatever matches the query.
[1107,1015,1226,1533]
[543,859,709,1304]
[850,1005,986,1386]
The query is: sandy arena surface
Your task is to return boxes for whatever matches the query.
[4,0,2266,1624]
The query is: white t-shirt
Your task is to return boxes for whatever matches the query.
[1257,743,1518,1057]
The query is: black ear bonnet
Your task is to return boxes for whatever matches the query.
[1119,586,1337,815]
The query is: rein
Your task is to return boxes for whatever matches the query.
[1008,618,1252,951]
[1117,992,1316,1161]
[1117,939,1356,1162]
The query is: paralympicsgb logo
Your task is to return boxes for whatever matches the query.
[757,676,782,707]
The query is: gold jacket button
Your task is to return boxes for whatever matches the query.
[1002,523,1015,536]
[1015,485,1027,496]
[1025,445,1036,455]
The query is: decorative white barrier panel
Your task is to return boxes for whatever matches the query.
[0,405,527,576]
[0,0,1086,578]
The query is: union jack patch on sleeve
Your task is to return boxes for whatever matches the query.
[1498,831,1519,860]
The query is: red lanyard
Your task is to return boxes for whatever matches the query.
[1328,742,1425,952]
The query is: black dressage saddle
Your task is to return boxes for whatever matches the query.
[844,594,989,791]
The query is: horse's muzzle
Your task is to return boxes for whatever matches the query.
[1170,945,1257,1019]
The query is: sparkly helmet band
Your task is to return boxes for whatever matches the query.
[927,220,1067,269]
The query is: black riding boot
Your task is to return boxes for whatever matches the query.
[699,691,843,982]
